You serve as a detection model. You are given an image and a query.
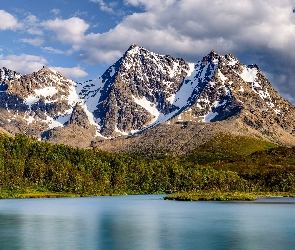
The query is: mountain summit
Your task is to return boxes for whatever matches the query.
[0,45,295,150]
[80,44,191,137]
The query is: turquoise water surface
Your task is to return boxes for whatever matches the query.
[0,195,295,250]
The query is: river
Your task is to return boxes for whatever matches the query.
[0,195,295,249]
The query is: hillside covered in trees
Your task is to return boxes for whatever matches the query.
[0,133,295,199]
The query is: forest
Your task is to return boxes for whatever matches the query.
[0,133,295,199]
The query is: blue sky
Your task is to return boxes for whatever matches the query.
[1,0,295,103]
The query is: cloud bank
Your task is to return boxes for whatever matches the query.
[2,0,295,102]
[0,54,87,79]
[76,0,295,102]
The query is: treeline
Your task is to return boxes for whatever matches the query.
[0,134,295,197]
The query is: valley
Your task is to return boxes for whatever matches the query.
[0,45,295,199]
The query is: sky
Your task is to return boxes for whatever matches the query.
[1,0,295,103]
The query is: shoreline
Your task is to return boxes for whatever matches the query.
[1,190,295,200]
[164,191,295,201]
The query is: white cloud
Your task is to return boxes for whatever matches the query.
[78,37,123,64]
[27,28,43,36]
[20,38,44,46]
[0,10,21,30]
[24,14,38,24]
[124,0,177,11]
[50,66,88,79]
[42,46,72,55]
[74,10,88,17]
[75,0,295,63]
[6,0,295,101]
[24,14,43,35]
[53,0,293,102]
[0,53,87,79]
[41,17,89,44]
[0,54,47,73]
[90,0,115,13]
[51,9,61,15]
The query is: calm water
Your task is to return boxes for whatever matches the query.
[0,195,295,250]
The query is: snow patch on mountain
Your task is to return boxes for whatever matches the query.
[24,96,40,109]
[80,102,101,127]
[115,125,129,136]
[133,95,160,122]
[109,66,116,78]
[187,63,195,76]
[55,113,72,125]
[218,69,227,82]
[240,67,258,82]
[24,115,35,124]
[203,101,220,122]
[228,58,238,66]
[42,114,64,129]
[171,63,200,108]
[35,87,58,98]
[80,79,104,130]
[167,94,176,104]
[238,86,244,92]
[67,85,81,105]
[134,58,224,131]
[203,99,227,122]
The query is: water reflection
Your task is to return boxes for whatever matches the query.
[0,196,295,250]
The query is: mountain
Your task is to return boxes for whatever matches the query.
[0,66,91,141]
[79,44,191,137]
[1,45,295,151]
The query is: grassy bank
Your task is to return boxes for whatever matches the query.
[0,189,133,199]
[0,191,79,199]
[164,191,295,201]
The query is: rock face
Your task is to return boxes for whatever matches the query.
[0,66,80,138]
[80,44,192,137]
[1,45,295,150]
[68,104,92,129]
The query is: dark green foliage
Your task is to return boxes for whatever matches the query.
[208,146,295,192]
[0,133,294,198]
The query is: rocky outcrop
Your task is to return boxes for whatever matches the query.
[45,124,97,148]
[68,103,91,129]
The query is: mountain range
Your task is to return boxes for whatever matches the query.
[1,44,295,152]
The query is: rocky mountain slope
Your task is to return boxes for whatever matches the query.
[0,66,84,137]
[1,45,295,151]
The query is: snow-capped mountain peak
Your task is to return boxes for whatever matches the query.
[0,45,295,148]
